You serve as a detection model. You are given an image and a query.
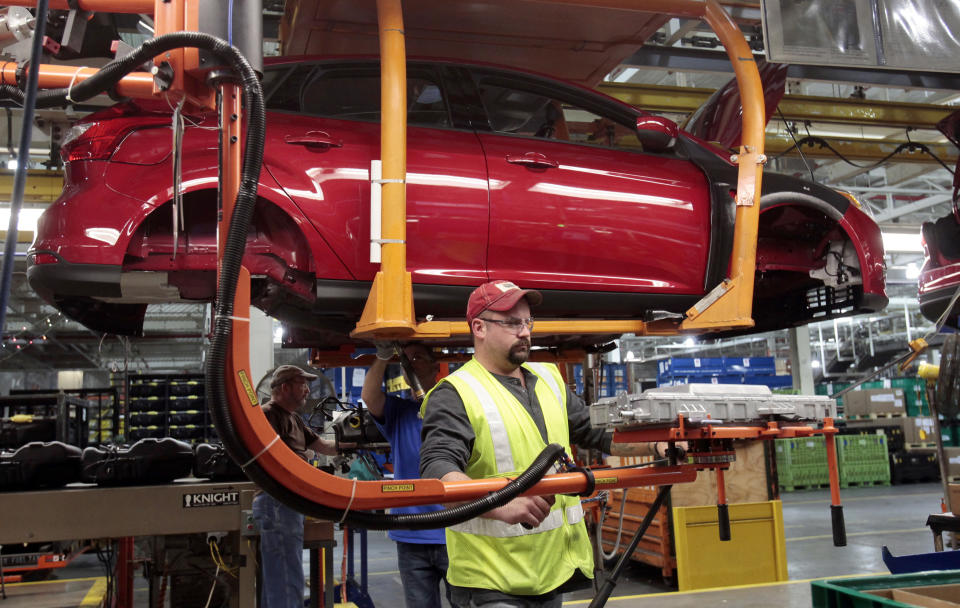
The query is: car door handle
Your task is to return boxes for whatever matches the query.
[505,153,559,169]
[284,131,343,148]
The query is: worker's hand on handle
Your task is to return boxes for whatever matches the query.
[486,495,556,529]
[609,441,688,461]
[375,341,398,361]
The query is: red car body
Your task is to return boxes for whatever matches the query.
[919,110,960,327]
[28,57,887,347]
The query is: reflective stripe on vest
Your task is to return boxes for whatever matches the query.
[525,362,563,408]
[450,504,584,538]
[454,370,515,474]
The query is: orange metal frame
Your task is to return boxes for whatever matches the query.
[350,0,765,343]
[0,0,827,514]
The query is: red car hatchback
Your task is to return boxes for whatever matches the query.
[919,110,960,328]
[28,57,887,347]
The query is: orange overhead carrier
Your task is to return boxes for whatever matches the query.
[350,0,765,344]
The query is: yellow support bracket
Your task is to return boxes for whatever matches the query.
[351,270,418,341]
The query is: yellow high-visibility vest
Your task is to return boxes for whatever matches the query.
[424,357,593,596]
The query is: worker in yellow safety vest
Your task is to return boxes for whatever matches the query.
[420,280,646,607]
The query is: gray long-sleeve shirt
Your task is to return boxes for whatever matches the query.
[419,365,612,479]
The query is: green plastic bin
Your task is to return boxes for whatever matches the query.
[812,570,960,607]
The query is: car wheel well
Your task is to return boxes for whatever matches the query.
[756,194,854,260]
[127,190,315,272]
[121,190,317,307]
[758,191,845,221]
[750,194,865,333]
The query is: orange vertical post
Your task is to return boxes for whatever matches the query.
[351,0,417,340]
[822,418,847,546]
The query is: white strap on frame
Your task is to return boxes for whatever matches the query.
[369,160,383,263]
[369,160,407,263]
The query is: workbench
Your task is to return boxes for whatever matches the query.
[0,480,336,608]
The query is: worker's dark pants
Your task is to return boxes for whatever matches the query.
[253,493,305,608]
[449,586,563,608]
[396,541,450,608]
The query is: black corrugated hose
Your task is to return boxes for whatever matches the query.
[5,31,573,529]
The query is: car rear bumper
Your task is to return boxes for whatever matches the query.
[27,260,149,336]
[919,262,960,325]
[861,291,889,313]
[27,259,123,299]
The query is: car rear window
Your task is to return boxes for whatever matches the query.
[262,63,451,128]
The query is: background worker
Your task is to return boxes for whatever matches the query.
[254,365,338,608]
[420,280,657,608]
[361,342,450,608]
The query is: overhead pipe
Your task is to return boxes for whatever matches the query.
[2,0,154,11]
[0,0,48,342]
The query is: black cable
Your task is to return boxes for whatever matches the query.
[589,485,672,608]
[777,109,816,182]
[772,134,956,175]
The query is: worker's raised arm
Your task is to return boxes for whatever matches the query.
[361,357,390,419]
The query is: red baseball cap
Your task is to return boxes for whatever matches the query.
[467,280,542,323]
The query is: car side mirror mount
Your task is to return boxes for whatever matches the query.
[636,115,679,152]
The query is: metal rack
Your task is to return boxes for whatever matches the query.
[0,392,89,449]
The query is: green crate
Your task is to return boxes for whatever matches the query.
[836,435,890,487]
[776,437,829,490]
[812,570,960,607]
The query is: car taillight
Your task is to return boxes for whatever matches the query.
[836,190,875,220]
[32,253,59,264]
[60,115,170,163]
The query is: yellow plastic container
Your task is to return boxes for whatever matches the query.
[673,500,788,591]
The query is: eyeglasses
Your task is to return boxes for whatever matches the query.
[478,317,535,333]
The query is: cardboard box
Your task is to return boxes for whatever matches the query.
[945,448,960,479]
[843,388,905,416]
[950,484,960,517]
[902,416,936,444]
[869,583,960,607]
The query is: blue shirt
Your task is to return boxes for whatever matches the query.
[372,394,446,544]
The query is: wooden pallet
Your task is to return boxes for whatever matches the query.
[892,474,940,485]
[779,483,829,492]
[839,479,891,488]
[906,442,938,449]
